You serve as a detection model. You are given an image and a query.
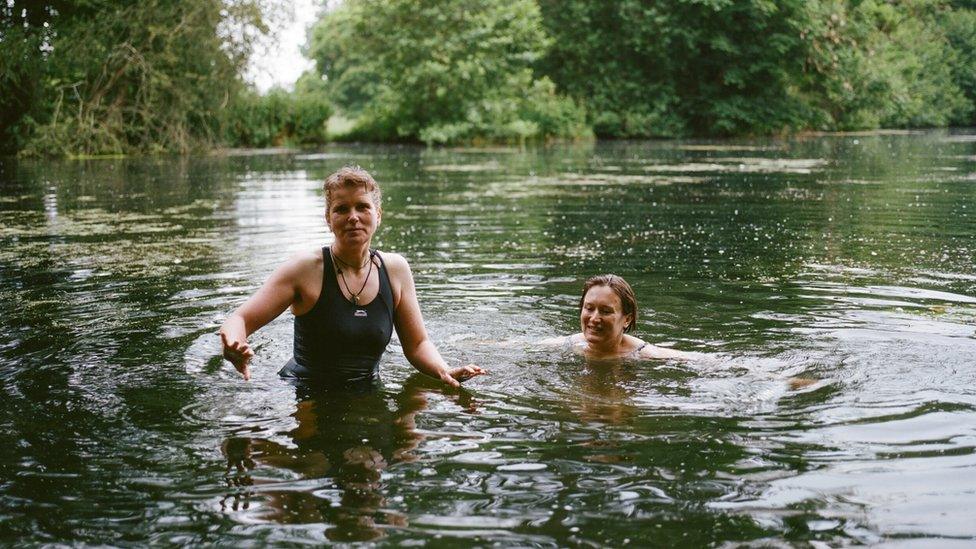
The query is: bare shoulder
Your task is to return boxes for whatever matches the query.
[275,248,323,280]
[292,247,324,265]
[540,335,570,347]
[377,251,409,270]
[375,251,411,306]
[638,342,702,361]
[377,251,412,280]
[290,247,324,268]
[623,334,648,351]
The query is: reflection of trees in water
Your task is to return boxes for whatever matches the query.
[220,374,477,541]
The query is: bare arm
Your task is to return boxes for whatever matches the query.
[639,343,703,361]
[539,336,570,346]
[386,253,485,387]
[219,253,313,380]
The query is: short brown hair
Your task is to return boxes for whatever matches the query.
[579,274,638,332]
[323,166,382,213]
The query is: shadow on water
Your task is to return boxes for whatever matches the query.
[218,374,477,542]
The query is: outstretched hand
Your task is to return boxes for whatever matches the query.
[220,331,254,381]
[448,364,487,384]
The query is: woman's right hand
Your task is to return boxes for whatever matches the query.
[448,364,487,383]
[220,330,254,381]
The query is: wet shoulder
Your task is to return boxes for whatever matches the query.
[637,341,702,361]
[540,335,572,347]
[623,334,649,355]
[377,251,408,268]
[377,251,411,280]
[284,248,324,277]
[541,334,584,353]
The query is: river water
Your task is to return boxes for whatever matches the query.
[1,132,975,545]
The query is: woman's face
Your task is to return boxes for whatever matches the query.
[580,285,632,347]
[327,185,381,247]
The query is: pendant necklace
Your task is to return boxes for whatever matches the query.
[332,248,374,306]
[332,247,372,271]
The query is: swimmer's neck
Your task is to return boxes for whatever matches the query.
[332,242,371,268]
[583,335,627,358]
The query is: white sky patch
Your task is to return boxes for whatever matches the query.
[246,0,322,93]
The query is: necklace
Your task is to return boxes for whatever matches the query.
[332,248,374,306]
[331,247,371,271]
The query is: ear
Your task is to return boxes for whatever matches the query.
[625,313,634,330]
[376,206,382,226]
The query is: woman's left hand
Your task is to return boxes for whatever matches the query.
[447,364,487,384]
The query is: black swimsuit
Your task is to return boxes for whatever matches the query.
[279,248,394,384]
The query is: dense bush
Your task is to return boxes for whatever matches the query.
[223,86,332,148]
[538,0,814,137]
[798,0,970,130]
[5,0,976,155]
[2,0,278,157]
[308,0,591,145]
[941,6,976,124]
[538,0,976,137]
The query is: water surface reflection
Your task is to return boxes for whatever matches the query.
[1,131,975,544]
[219,375,476,541]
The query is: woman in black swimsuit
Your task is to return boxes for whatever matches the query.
[542,274,698,361]
[219,166,484,386]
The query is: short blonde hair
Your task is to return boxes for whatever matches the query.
[323,166,382,213]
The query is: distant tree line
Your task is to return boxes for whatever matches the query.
[3,0,976,155]
[314,0,976,142]
[538,0,976,137]
[0,0,328,156]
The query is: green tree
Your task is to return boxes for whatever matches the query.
[1,0,279,156]
[798,0,970,130]
[538,0,814,137]
[223,83,332,147]
[941,4,976,124]
[308,0,590,145]
[538,0,975,136]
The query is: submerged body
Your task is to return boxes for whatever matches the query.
[220,166,484,387]
[542,275,698,361]
[555,332,696,361]
[280,247,395,383]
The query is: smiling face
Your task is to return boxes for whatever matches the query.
[580,284,634,348]
[326,185,381,247]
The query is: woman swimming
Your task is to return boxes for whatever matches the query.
[542,274,697,361]
[219,166,485,387]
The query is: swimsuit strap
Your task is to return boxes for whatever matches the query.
[371,250,395,320]
[631,342,648,358]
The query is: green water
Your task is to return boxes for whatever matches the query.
[1,132,975,545]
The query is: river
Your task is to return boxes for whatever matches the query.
[1,132,975,545]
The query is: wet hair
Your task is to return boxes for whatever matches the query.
[323,166,382,213]
[579,274,638,332]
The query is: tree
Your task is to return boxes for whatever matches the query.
[1,0,281,156]
[308,0,590,145]
[798,0,970,130]
[538,0,812,137]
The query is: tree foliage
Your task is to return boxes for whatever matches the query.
[797,0,970,130]
[538,0,815,137]
[1,0,277,156]
[940,4,976,124]
[5,0,976,155]
[308,0,590,145]
[538,0,975,137]
[224,81,332,147]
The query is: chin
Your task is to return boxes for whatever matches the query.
[340,234,371,244]
[583,331,605,344]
